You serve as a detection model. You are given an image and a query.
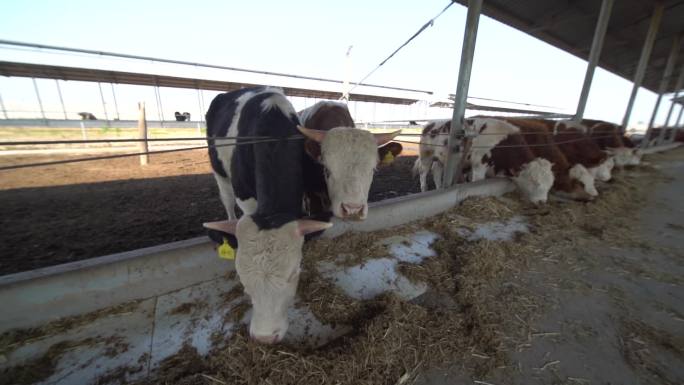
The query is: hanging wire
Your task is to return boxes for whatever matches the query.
[392,134,619,149]
[0,136,272,146]
[341,1,456,100]
[0,136,304,172]
[0,129,625,147]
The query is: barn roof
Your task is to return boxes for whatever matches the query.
[0,61,420,105]
[454,0,684,94]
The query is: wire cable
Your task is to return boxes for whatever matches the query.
[342,1,456,99]
[0,136,304,171]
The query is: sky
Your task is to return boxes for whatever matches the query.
[1,0,682,131]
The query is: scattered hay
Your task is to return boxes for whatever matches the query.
[0,299,142,357]
[0,338,96,385]
[619,317,684,385]
[170,301,209,316]
[139,154,675,384]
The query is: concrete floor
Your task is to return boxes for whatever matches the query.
[416,148,684,385]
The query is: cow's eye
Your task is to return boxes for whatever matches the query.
[323,167,331,178]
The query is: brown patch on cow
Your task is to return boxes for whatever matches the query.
[584,121,625,150]
[488,132,535,177]
[506,118,579,194]
[304,140,322,160]
[303,103,355,131]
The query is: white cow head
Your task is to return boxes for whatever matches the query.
[298,126,401,220]
[512,158,554,204]
[204,217,332,344]
[606,147,641,167]
[569,164,598,197]
[589,157,614,182]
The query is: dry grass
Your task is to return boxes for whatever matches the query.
[133,161,678,384]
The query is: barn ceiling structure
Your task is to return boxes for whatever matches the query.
[454,0,684,94]
[442,0,684,187]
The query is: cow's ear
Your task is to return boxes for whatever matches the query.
[377,142,403,167]
[295,219,332,237]
[373,130,401,146]
[304,140,322,161]
[298,125,327,143]
[203,220,238,234]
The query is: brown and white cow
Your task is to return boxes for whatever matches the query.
[505,118,596,200]
[549,120,614,182]
[414,118,555,203]
[297,101,402,220]
[582,119,642,167]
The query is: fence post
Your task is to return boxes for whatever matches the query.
[139,102,149,165]
[80,121,87,140]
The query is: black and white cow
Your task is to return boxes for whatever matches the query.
[203,87,332,344]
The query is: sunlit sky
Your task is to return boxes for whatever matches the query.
[1,0,682,131]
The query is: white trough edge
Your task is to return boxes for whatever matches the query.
[0,178,514,332]
[640,141,682,154]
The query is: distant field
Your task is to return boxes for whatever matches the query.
[0,126,205,141]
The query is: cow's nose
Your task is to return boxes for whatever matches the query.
[341,203,364,216]
[251,331,281,344]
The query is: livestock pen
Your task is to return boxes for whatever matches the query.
[2,0,684,384]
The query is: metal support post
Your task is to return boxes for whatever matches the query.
[574,0,613,122]
[80,121,87,140]
[664,68,684,127]
[443,0,482,188]
[55,79,68,120]
[621,3,664,132]
[154,85,164,126]
[0,92,8,119]
[643,35,681,147]
[32,78,46,122]
[97,82,110,124]
[110,83,120,120]
[671,104,684,143]
[138,102,149,165]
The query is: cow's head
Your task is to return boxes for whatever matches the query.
[511,158,554,204]
[569,164,598,197]
[298,126,400,220]
[589,157,614,182]
[204,217,332,344]
[606,147,641,167]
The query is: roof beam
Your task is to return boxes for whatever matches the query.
[444,0,482,188]
[645,34,681,146]
[621,3,664,132]
[574,0,614,122]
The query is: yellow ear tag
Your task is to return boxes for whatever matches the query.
[382,151,395,165]
[217,238,235,260]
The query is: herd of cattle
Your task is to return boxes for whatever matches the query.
[200,86,653,345]
[414,117,642,203]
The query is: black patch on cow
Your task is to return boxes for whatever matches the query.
[440,121,451,133]
[205,87,267,177]
[479,123,488,133]
[213,89,306,231]
[422,122,436,135]
[206,229,238,249]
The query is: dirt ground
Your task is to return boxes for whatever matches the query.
[0,151,422,276]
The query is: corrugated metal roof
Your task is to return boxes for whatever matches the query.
[454,0,684,93]
[0,61,420,105]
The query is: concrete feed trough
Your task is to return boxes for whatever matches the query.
[0,178,515,384]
